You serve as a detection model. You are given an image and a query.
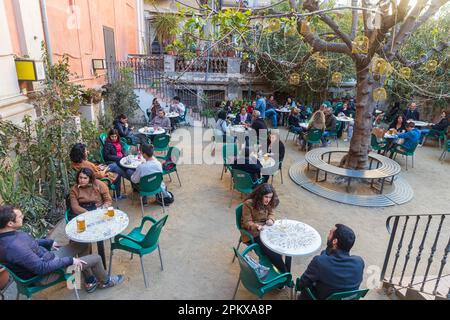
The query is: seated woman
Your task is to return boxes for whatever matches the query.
[266,132,285,164]
[299,110,325,150]
[419,110,449,145]
[241,183,288,274]
[70,143,125,199]
[287,108,303,135]
[103,129,135,179]
[215,110,230,143]
[69,168,113,218]
[388,115,406,134]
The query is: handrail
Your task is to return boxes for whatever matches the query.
[381,213,450,299]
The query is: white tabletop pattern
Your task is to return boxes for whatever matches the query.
[166,112,180,118]
[65,208,129,243]
[260,219,322,257]
[139,127,165,135]
[120,155,146,169]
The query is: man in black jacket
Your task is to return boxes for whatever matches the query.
[297,224,365,300]
[403,102,420,121]
[0,205,124,294]
[419,110,449,145]
[113,114,146,145]
[246,110,268,145]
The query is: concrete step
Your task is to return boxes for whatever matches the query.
[383,274,449,300]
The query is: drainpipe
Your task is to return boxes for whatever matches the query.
[39,0,53,65]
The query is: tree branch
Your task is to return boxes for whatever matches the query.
[385,0,448,60]
[396,40,450,67]
[298,20,352,54]
[303,0,353,51]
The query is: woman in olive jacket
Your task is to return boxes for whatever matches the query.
[241,183,288,273]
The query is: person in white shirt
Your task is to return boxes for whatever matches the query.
[169,96,186,130]
[131,144,171,205]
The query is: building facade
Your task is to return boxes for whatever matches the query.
[1,0,145,124]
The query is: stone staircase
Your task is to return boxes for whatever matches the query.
[382,275,449,300]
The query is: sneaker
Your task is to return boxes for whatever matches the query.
[343,138,349,142]
[85,279,98,293]
[100,275,125,289]
[116,195,127,200]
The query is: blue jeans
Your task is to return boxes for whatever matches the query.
[419,129,430,143]
[291,126,303,134]
[265,109,278,128]
[107,163,126,196]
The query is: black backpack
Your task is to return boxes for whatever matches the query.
[156,191,174,206]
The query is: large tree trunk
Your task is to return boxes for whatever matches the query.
[344,61,375,169]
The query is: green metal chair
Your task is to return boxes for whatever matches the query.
[0,263,79,300]
[162,146,181,187]
[153,134,171,159]
[326,121,342,147]
[229,169,263,208]
[137,173,165,217]
[391,142,419,170]
[108,215,168,288]
[371,133,388,154]
[305,128,323,152]
[422,128,448,149]
[99,133,108,146]
[232,203,255,263]
[232,244,293,300]
[221,143,238,180]
[294,278,369,300]
[285,125,301,142]
[269,160,284,185]
[120,137,132,154]
[439,136,449,162]
[178,107,189,126]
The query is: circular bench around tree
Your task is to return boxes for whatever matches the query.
[305,147,401,194]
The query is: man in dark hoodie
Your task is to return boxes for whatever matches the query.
[113,114,147,145]
[0,205,124,294]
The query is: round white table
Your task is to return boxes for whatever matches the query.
[138,127,165,136]
[407,120,429,127]
[227,114,236,119]
[276,108,291,127]
[336,116,354,123]
[299,122,309,129]
[65,208,129,268]
[260,219,322,272]
[120,155,146,169]
[166,112,180,118]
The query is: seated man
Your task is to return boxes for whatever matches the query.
[0,205,124,293]
[246,110,268,145]
[233,107,252,125]
[265,95,278,129]
[297,224,364,300]
[230,146,263,185]
[388,122,421,158]
[322,107,337,146]
[113,114,146,145]
[150,109,172,131]
[131,144,172,205]
[169,96,186,129]
[403,102,420,121]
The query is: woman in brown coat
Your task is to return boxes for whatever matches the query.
[241,183,288,273]
[70,168,113,217]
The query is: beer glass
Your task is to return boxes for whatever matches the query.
[76,217,86,233]
[107,207,115,218]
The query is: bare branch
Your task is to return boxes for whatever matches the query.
[396,40,450,67]
[298,20,352,54]
[303,0,353,51]
[385,0,448,60]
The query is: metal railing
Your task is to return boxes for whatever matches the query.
[175,56,228,73]
[380,214,450,299]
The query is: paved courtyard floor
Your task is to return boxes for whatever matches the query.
[4,126,449,300]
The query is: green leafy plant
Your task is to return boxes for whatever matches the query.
[103,68,140,118]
